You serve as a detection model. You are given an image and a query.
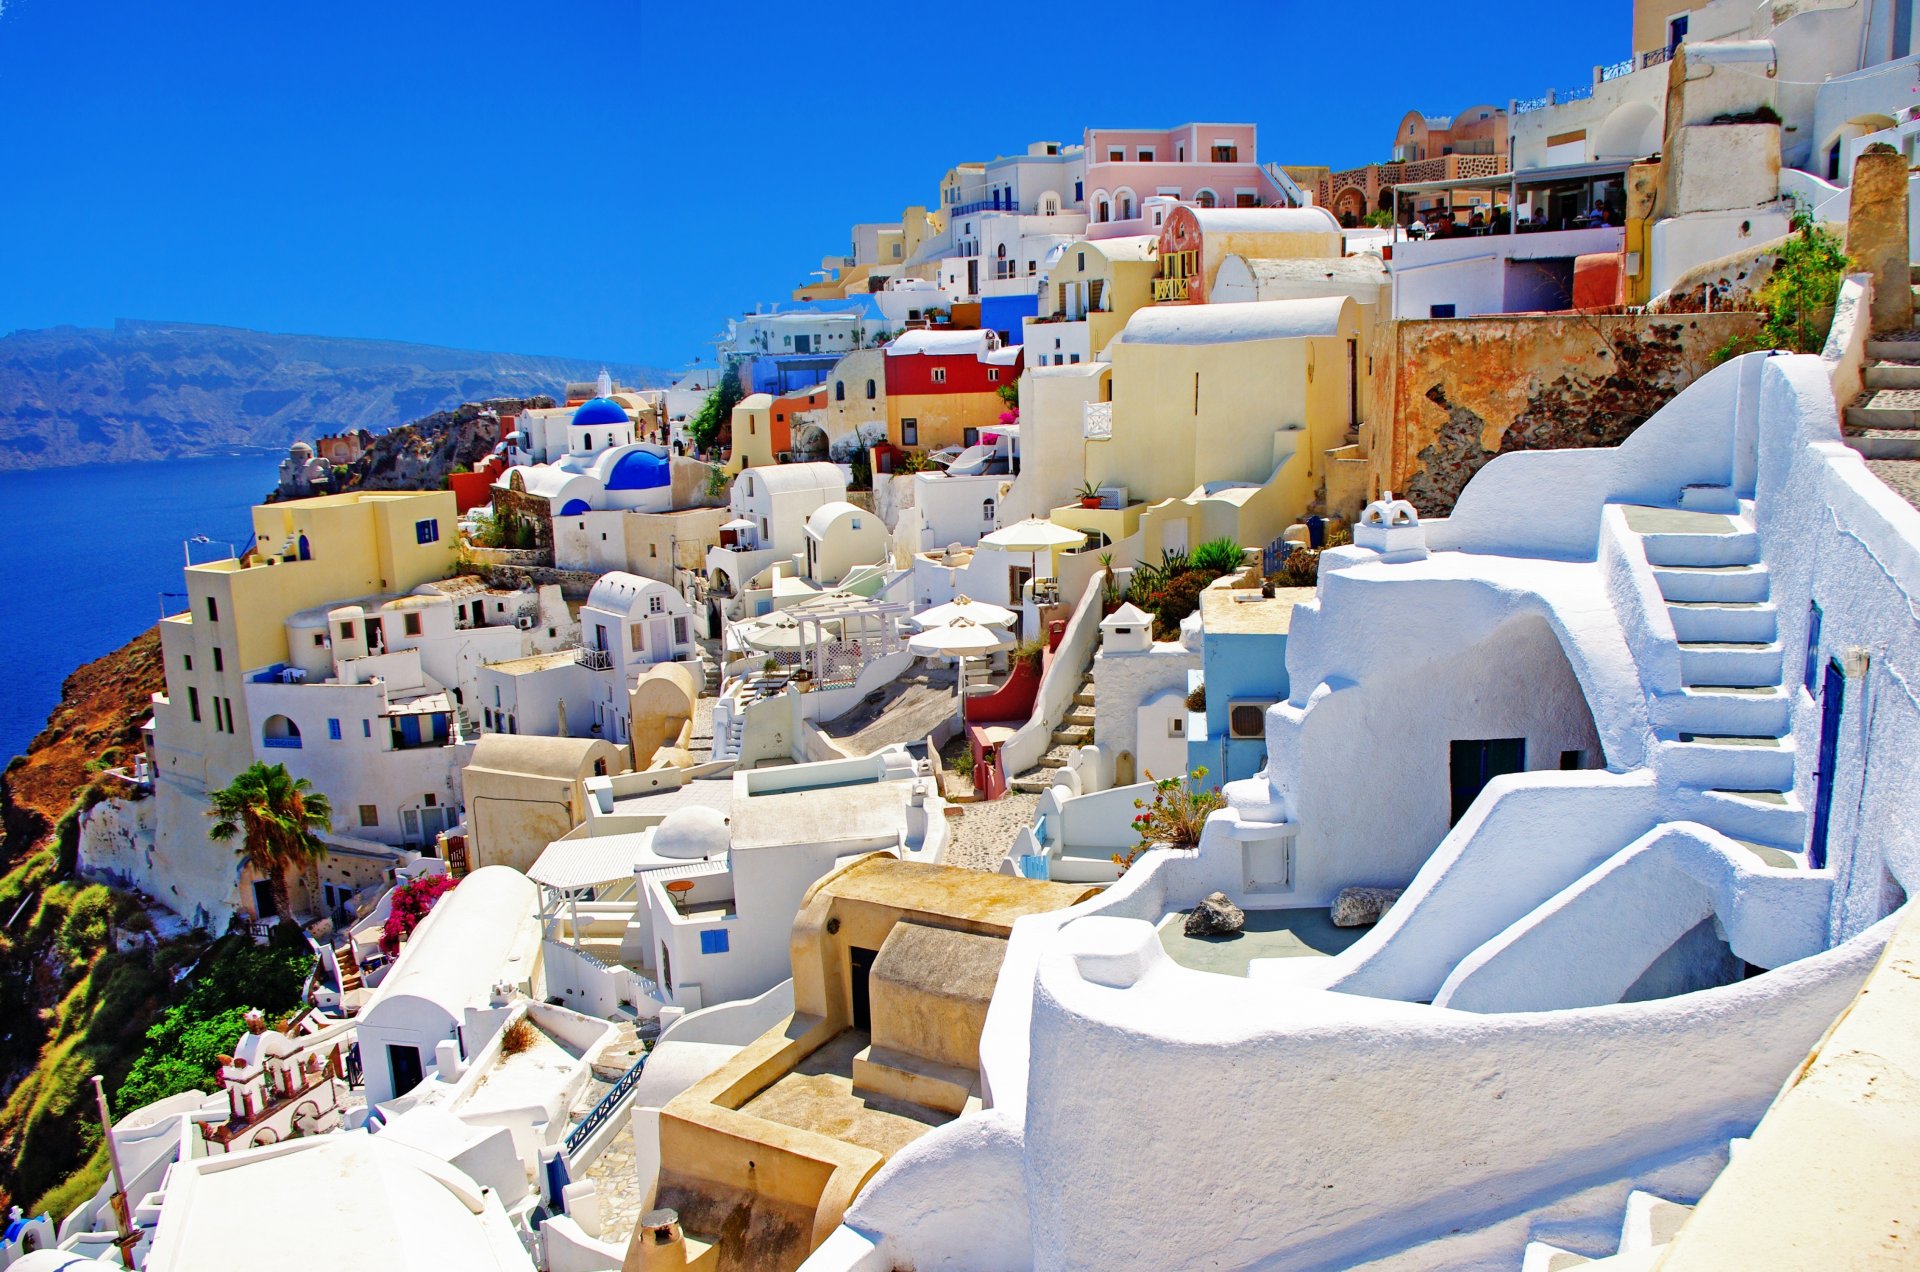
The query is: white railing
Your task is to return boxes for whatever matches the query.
[1083,401,1113,440]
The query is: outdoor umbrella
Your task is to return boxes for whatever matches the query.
[979,519,1088,592]
[909,618,1015,726]
[737,611,841,652]
[913,595,1017,630]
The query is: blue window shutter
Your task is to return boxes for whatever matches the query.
[699,929,730,955]
[328,718,342,741]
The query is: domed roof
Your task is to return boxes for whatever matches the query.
[571,397,629,427]
[652,806,729,860]
[606,448,670,491]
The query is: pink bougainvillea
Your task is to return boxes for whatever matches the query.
[997,409,1019,426]
[381,874,458,956]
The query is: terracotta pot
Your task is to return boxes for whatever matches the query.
[1080,497,1101,508]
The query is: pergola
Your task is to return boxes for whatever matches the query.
[1392,159,1633,231]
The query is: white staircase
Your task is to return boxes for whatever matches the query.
[1522,1188,1698,1269]
[1625,503,1805,868]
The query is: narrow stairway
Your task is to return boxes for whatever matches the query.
[1008,673,1095,794]
[1843,263,1920,507]
[1627,502,1806,867]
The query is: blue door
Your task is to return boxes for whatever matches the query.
[1809,660,1845,870]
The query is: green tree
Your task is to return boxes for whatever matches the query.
[207,763,333,921]
[688,365,745,454]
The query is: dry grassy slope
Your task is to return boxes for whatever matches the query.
[0,629,169,1215]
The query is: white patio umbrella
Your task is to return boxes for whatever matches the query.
[909,618,1015,726]
[737,611,841,652]
[979,518,1088,590]
[913,595,1016,630]
[719,517,756,531]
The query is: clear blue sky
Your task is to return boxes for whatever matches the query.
[0,0,1624,369]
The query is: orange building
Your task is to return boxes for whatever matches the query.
[883,329,1022,454]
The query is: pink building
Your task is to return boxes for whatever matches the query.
[1082,123,1294,239]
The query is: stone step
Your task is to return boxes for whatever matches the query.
[1652,562,1771,604]
[1050,724,1092,746]
[1847,431,1920,460]
[1649,683,1791,736]
[1675,785,1807,847]
[1866,337,1920,360]
[1062,705,1096,727]
[1845,390,1920,429]
[1072,690,1097,707]
[1863,361,1920,390]
[1657,731,1796,789]
[1664,600,1777,644]
[1521,1241,1592,1272]
[1619,1190,1694,1254]
[1678,640,1784,687]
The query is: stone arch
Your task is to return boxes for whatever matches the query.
[1115,187,1137,220]
[1194,188,1219,208]
[1593,100,1661,159]
[1332,186,1368,222]
[262,715,302,748]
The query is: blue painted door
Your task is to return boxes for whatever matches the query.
[1809,660,1844,870]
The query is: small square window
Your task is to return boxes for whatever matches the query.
[313,633,326,648]
[700,928,730,954]
[359,804,379,827]
[1430,304,1457,319]
[932,367,947,384]
[403,612,421,637]
[415,519,440,545]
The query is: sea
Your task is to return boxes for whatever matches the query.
[0,452,283,765]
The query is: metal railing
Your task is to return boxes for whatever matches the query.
[1152,277,1190,302]
[1600,57,1636,81]
[562,1051,648,1156]
[576,646,614,671]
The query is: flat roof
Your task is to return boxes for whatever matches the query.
[1391,158,1631,195]
[816,855,1096,932]
[483,649,580,675]
[1202,585,1316,636]
[730,782,918,853]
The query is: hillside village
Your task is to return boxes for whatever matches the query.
[11,3,1920,1269]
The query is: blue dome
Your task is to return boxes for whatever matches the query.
[559,498,592,516]
[606,449,670,491]
[572,397,629,427]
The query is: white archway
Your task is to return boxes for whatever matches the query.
[1593,101,1661,159]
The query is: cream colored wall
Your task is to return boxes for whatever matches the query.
[811,515,889,585]
[826,349,888,441]
[465,753,617,873]
[888,390,1008,452]
[629,663,697,770]
[622,508,729,585]
[727,397,777,474]
[1201,228,1341,298]
[1004,365,1111,521]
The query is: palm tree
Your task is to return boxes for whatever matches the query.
[207,762,333,924]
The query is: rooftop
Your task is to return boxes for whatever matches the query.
[812,856,1096,932]
[1122,296,1348,346]
[1201,584,1315,635]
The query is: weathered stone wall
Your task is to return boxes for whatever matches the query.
[1368,311,1763,515]
[490,480,555,553]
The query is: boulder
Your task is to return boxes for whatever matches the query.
[1184,891,1246,938]
[1331,886,1403,928]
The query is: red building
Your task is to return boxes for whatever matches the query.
[884,329,1022,452]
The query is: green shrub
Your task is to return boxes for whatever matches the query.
[1189,538,1245,574]
[1714,216,1851,362]
[57,886,113,969]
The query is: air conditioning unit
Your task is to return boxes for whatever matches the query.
[516,615,537,631]
[1228,700,1274,740]
[1095,485,1127,510]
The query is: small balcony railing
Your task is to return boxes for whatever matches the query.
[577,647,614,671]
[1152,277,1190,302]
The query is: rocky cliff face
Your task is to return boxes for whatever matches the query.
[278,396,545,502]
[0,319,669,472]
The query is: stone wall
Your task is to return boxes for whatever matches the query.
[491,481,555,552]
[1368,311,1763,515]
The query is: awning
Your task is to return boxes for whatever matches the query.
[1390,159,1634,197]
[528,833,650,889]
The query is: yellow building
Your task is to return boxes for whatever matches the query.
[645,855,1093,1271]
[151,490,460,792]
[1052,296,1362,559]
[726,394,778,473]
[1021,235,1160,367]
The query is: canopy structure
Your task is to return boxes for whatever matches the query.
[914,596,1017,630]
[981,519,1088,553]
[720,517,756,531]
[908,617,1015,658]
[738,611,840,651]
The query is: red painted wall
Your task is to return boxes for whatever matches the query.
[884,349,1022,397]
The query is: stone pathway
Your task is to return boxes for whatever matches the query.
[940,792,1040,872]
[582,1120,647,1246]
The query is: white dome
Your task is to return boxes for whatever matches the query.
[653,806,729,860]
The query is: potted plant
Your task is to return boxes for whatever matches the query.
[1077,481,1102,509]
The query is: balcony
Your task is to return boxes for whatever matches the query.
[577,646,614,671]
[1152,277,1190,302]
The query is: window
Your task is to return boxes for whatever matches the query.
[1069,354,1081,364]
[851,517,862,530]
[835,381,846,401]
[630,623,646,652]
[1804,602,1824,693]
[1073,179,1082,202]
[901,418,919,446]
[404,612,421,637]
[1559,749,1584,770]
[1077,251,1085,271]
[1430,304,1457,319]
[865,379,877,399]
[1235,189,1259,208]
[673,616,688,644]
[312,633,325,648]
[363,719,372,738]
[932,367,947,384]
[359,804,379,828]
[206,596,219,622]
[212,647,223,672]
[1211,144,1238,162]
[1449,738,1526,824]
[700,928,731,955]
[1168,717,1185,738]
[648,593,664,613]
[1108,147,1124,162]
[983,498,996,523]
[415,518,440,545]
[1138,148,1154,161]
[188,687,201,723]
[184,653,193,670]
[328,718,342,741]
[989,368,1000,382]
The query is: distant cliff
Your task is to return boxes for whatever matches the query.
[0,319,670,472]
